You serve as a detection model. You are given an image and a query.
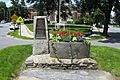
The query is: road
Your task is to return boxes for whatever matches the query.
[0,23,120,49]
[91,25,120,49]
[0,23,33,49]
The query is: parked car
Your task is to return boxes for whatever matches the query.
[9,23,19,30]
[1,20,6,24]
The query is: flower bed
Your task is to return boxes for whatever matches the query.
[49,30,90,59]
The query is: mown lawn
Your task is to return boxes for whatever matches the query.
[7,30,33,40]
[0,45,32,80]
[0,45,120,80]
[25,24,92,34]
[91,46,120,77]
[25,24,107,40]
[25,24,33,32]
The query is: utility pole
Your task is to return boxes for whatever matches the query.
[57,0,61,23]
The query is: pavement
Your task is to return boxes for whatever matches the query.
[17,68,116,80]
[0,23,33,49]
[91,26,120,49]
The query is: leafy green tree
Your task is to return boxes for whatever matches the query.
[114,2,120,25]
[27,0,57,16]
[0,1,7,21]
[79,0,119,36]
[10,0,29,18]
[93,8,105,27]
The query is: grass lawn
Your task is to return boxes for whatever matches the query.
[25,24,33,32]
[0,45,120,80]
[91,46,120,77]
[0,45,32,80]
[25,24,92,34]
[7,30,33,40]
[25,24,107,40]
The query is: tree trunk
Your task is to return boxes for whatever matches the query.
[95,20,98,27]
[103,22,109,36]
[103,10,111,36]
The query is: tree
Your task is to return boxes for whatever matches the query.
[93,8,105,27]
[10,0,29,18]
[79,0,119,36]
[0,1,7,21]
[27,0,73,23]
[114,2,120,25]
[27,0,58,16]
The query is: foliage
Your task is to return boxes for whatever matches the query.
[75,13,94,25]
[26,0,73,20]
[114,11,120,25]
[75,16,84,24]
[79,0,120,36]
[10,0,29,18]
[83,13,94,25]
[114,3,120,25]
[93,8,105,27]
[0,45,32,80]
[27,0,57,16]
[0,1,6,21]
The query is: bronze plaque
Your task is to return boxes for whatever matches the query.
[35,18,46,39]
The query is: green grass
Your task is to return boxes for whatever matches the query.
[87,36,108,41]
[0,45,120,79]
[0,45,32,80]
[25,24,108,40]
[25,24,92,34]
[91,46,120,77]
[7,30,33,40]
[25,24,34,32]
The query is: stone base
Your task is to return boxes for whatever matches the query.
[50,42,90,59]
[33,40,49,55]
[25,54,97,70]
[17,68,116,80]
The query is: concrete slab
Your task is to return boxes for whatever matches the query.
[17,68,116,80]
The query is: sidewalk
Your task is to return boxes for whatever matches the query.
[20,24,34,38]
[17,68,116,80]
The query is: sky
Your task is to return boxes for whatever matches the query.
[0,0,12,7]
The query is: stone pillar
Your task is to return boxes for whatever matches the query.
[33,16,49,55]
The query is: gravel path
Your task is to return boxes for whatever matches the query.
[0,23,33,49]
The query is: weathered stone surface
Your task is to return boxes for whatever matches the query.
[25,54,97,69]
[50,42,90,59]
[17,68,116,80]
[17,76,40,80]
[33,16,49,55]
[33,40,49,55]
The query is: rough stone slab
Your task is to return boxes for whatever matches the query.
[33,40,49,55]
[50,42,90,59]
[17,76,40,80]
[26,54,97,64]
[17,68,116,80]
